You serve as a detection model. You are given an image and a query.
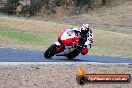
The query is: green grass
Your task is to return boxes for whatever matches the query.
[0,30,57,45]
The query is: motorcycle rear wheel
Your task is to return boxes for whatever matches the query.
[44,44,57,59]
[66,49,80,59]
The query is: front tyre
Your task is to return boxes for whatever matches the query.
[44,44,57,59]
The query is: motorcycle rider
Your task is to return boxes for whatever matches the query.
[75,24,93,55]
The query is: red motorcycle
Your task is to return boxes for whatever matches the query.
[44,28,83,59]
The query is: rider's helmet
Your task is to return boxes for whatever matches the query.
[79,24,90,35]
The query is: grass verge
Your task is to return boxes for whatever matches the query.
[0,29,57,46]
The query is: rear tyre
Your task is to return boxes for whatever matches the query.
[66,49,80,60]
[44,44,57,59]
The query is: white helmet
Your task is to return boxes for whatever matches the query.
[79,24,90,34]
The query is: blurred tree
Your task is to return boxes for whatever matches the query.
[2,0,19,15]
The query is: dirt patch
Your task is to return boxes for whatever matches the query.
[45,1,132,34]
[0,16,72,32]
[87,1,132,24]
[0,63,132,88]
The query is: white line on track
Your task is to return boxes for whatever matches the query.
[0,62,130,66]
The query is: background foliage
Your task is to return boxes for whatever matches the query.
[0,0,110,16]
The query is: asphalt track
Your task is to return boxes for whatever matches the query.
[0,48,132,63]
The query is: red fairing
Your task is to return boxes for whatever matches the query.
[61,37,80,46]
[56,45,63,53]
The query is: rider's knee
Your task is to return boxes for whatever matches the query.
[81,48,89,55]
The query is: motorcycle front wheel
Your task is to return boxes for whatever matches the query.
[44,44,57,59]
